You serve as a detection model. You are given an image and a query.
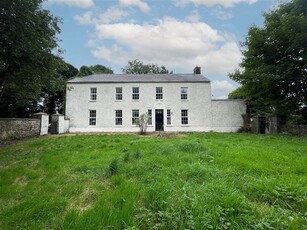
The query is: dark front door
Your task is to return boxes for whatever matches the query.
[155,109,164,131]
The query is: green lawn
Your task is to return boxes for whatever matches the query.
[0,133,306,229]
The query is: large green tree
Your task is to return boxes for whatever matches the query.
[229,0,307,121]
[77,64,113,77]
[122,59,169,74]
[0,0,61,117]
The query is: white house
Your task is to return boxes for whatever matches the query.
[65,69,246,133]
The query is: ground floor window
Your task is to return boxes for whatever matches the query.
[148,109,152,125]
[115,110,122,125]
[132,109,139,125]
[167,109,171,125]
[89,110,96,125]
[181,109,188,125]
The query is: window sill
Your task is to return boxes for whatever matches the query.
[89,100,97,102]
[115,100,122,102]
[181,125,190,127]
[165,125,173,127]
[132,100,139,102]
[181,99,189,102]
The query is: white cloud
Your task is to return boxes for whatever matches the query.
[185,10,201,23]
[48,0,94,8]
[92,17,242,75]
[174,0,257,8]
[119,0,150,12]
[211,80,236,98]
[98,6,130,23]
[74,11,95,25]
[211,7,232,20]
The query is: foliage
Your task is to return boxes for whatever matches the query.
[135,113,149,135]
[0,0,62,117]
[78,64,113,77]
[229,0,307,122]
[122,59,169,74]
[0,133,306,229]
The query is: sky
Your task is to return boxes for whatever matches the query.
[44,0,277,98]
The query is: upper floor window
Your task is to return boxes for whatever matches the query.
[115,110,122,125]
[89,110,96,126]
[156,87,163,100]
[90,88,97,101]
[132,87,139,100]
[116,87,122,100]
[181,109,188,125]
[132,109,139,125]
[148,109,152,125]
[181,87,188,100]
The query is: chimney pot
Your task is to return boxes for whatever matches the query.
[194,66,201,74]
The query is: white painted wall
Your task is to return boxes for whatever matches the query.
[65,82,213,132]
[211,99,246,132]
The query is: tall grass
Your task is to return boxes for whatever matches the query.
[0,133,306,229]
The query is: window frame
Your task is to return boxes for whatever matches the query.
[89,110,96,126]
[90,87,97,101]
[132,87,139,100]
[115,110,122,125]
[132,109,139,125]
[115,87,123,101]
[156,87,163,100]
[167,109,172,125]
[148,109,152,125]
[181,87,188,100]
[181,109,188,125]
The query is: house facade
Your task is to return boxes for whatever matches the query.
[65,72,246,133]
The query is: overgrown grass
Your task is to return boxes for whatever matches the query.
[0,133,306,229]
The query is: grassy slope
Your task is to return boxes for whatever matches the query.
[0,133,306,229]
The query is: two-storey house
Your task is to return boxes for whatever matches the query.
[65,70,246,132]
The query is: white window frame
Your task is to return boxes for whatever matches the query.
[89,110,96,126]
[132,109,139,125]
[132,87,139,100]
[181,109,188,125]
[181,87,188,100]
[90,88,97,101]
[115,110,122,125]
[156,87,163,100]
[148,109,152,125]
[116,87,123,101]
[167,109,172,125]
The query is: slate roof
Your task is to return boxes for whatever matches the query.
[67,74,210,83]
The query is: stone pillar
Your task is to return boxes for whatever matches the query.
[51,114,65,134]
[31,113,49,135]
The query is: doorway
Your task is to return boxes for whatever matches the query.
[155,109,164,131]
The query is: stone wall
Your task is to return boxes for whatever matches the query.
[0,118,40,142]
[281,125,307,136]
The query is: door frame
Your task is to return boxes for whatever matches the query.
[155,109,164,131]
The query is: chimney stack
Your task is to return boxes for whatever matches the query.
[193,66,201,74]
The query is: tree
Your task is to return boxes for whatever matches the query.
[78,64,113,77]
[229,0,307,122]
[136,113,148,135]
[122,59,169,74]
[0,0,62,117]
[42,59,79,115]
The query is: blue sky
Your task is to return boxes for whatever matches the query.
[44,0,276,98]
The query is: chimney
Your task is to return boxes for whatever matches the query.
[193,66,201,74]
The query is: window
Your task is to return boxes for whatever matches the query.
[89,110,96,125]
[181,87,188,100]
[148,109,152,125]
[116,87,122,100]
[90,88,97,101]
[156,87,163,100]
[132,110,139,125]
[167,109,171,125]
[115,110,122,125]
[181,109,188,125]
[132,87,139,100]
